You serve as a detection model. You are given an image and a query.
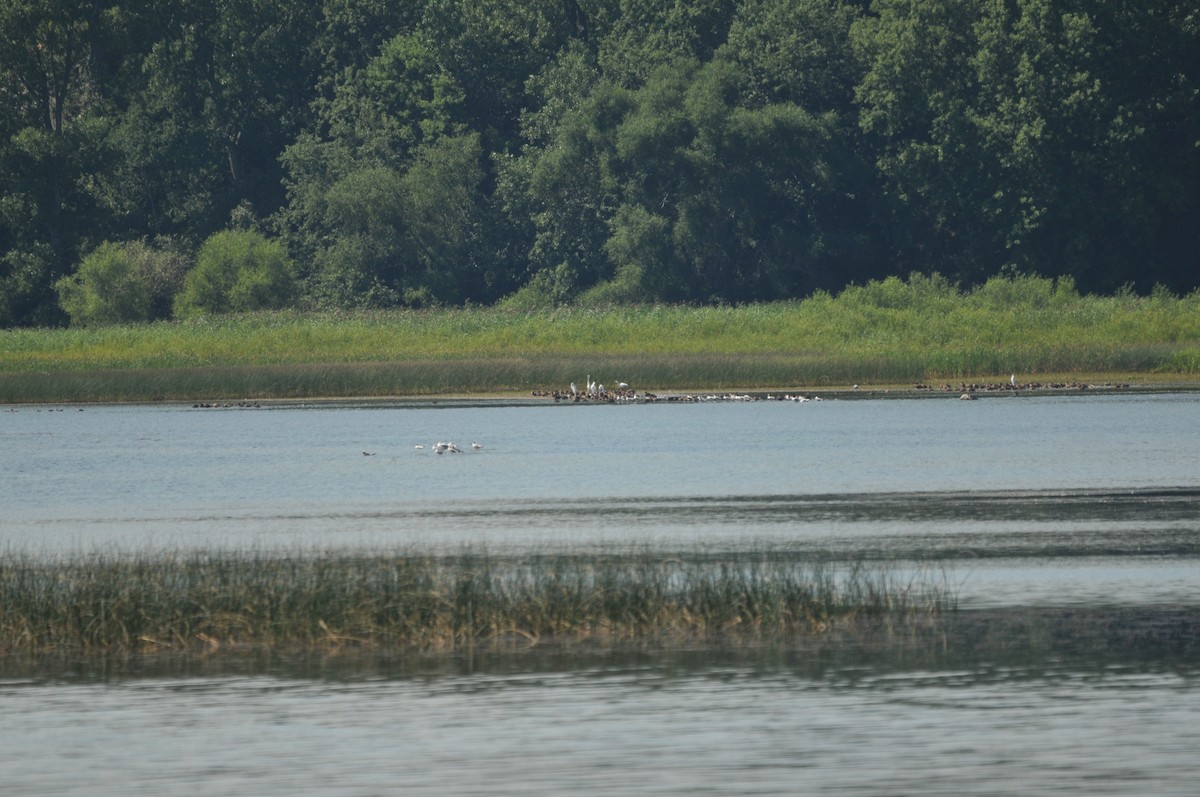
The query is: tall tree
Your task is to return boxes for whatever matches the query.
[853,0,994,282]
[106,0,321,240]
[596,0,738,86]
[0,0,113,325]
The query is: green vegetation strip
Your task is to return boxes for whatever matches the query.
[3,276,1198,402]
[0,550,953,655]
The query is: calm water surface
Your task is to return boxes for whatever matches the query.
[2,392,1198,795]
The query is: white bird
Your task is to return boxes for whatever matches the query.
[617,382,629,390]
[1010,373,1017,386]
[414,444,425,449]
[570,382,577,396]
[472,442,483,449]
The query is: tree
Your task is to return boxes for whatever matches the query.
[596,0,738,86]
[399,133,487,304]
[173,229,295,317]
[515,80,635,302]
[0,0,119,326]
[853,0,1200,293]
[102,0,322,241]
[306,164,407,309]
[55,238,188,325]
[418,0,583,154]
[0,0,96,134]
[853,0,995,282]
[722,0,863,113]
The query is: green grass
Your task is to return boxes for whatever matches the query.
[3,274,1198,402]
[0,548,954,655]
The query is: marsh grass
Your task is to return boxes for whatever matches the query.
[0,549,955,655]
[3,274,1198,401]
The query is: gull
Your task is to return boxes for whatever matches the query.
[617,382,629,390]
[363,451,375,456]
[414,444,425,449]
[472,442,483,449]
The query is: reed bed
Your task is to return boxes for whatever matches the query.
[0,549,954,655]
[3,275,1198,402]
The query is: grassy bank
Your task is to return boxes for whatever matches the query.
[3,274,1198,402]
[0,549,953,655]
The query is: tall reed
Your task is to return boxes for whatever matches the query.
[0,549,954,654]
[3,274,1197,402]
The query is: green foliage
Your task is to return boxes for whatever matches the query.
[0,244,62,328]
[1,0,1197,325]
[57,243,149,325]
[852,0,1200,292]
[56,239,189,326]
[173,230,295,318]
[399,133,486,304]
[4,275,1199,404]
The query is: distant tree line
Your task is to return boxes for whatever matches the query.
[2,0,1197,326]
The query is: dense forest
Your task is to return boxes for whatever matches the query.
[2,0,1197,327]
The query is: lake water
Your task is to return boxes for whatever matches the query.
[2,391,1199,795]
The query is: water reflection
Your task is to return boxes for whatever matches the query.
[6,606,1198,685]
[3,606,1199,797]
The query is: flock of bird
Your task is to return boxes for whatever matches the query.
[569,375,631,398]
[363,440,483,456]
[363,372,1038,454]
[413,440,483,454]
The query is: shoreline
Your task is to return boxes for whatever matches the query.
[4,378,1200,408]
[3,353,1199,407]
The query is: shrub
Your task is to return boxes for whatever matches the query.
[56,239,189,326]
[174,230,296,318]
